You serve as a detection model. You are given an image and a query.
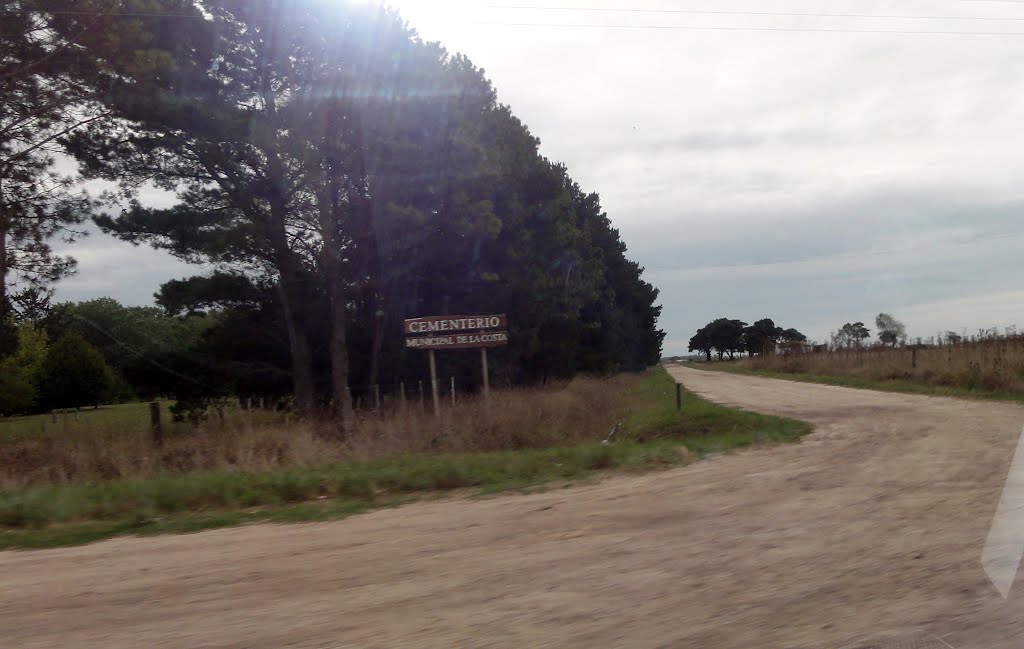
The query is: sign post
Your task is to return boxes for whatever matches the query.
[481,347,490,408]
[428,349,440,417]
[405,314,508,416]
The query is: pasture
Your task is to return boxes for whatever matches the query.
[707,333,1024,400]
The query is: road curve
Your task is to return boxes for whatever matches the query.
[2,366,1024,648]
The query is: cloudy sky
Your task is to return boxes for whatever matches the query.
[57,0,1024,355]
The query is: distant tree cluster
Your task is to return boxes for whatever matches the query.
[0,1,665,424]
[688,318,806,361]
[829,314,908,349]
[0,297,206,414]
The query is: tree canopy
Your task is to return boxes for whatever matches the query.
[833,322,872,348]
[4,0,664,418]
[875,313,906,347]
[689,318,805,360]
[38,332,113,409]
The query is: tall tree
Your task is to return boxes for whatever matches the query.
[0,0,111,356]
[698,318,747,361]
[688,325,713,362]
[743,318,784,356]
[71,0,323,416]
[875,313,906,347]
[833,321,871,348]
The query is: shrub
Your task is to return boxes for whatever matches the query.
[38,332,114,410]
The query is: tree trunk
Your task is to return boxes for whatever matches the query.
[0,215,7,316]
[274,272,316,419]
[366,285,385,388]
[325,267,354,432]
[0,189,11,359]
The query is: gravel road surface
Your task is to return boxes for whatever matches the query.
[3,366,1023,648]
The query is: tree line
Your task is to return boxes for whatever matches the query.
[0,1,664,424]
[831,314,906,349]
[685,313,914,361]
[688,318,806,361]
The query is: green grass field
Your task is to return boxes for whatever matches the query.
[0,399,285,443]
[0,402,166,443]
[0,368,811,549]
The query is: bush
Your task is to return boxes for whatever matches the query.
[38,332,114,410]
[0,325,48,415]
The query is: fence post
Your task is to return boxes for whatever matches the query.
[400,382,407,410]
[150,401,163,448]
[419,380,425,413]
[676,383,682,411]
[912,346,918,369]
[451,376,456,408]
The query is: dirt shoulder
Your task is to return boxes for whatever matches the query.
[3,367,1023,648]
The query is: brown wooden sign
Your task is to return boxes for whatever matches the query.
[404,314,507,336]
[406,331,509,350]
[405,314,509,415]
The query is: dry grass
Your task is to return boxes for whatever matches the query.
[730,334,1024,397]
[0,369,812,547]
[0,375,632,488]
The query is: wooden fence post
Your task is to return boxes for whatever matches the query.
[676,383,682,411]
[150,401,163,448]
[450,376,456,408]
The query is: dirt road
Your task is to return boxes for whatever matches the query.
[3,367,1024,648]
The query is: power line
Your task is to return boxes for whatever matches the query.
[481,4,1024,23]
[446,20,1024,35]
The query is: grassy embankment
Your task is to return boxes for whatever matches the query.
[0,367,810,549]
[692,337,1024,402]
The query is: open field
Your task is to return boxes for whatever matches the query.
[3,368,1023,648]
[695,334,1024,401]
[0,368,809,548]
[0,400,286,444]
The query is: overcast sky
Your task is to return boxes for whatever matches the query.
[56,0,1024,355]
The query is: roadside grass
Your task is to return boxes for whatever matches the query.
[687,335,1024,402]
[693,361,1024,403]
[0,368,811,550]
[622,366,812,453]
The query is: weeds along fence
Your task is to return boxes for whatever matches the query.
[0,375,635,488]
[742,331,1024,394]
